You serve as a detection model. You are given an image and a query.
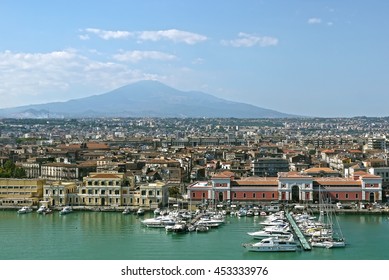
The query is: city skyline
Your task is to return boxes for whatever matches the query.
[1,0,388,118]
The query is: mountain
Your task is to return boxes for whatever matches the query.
[0,80,296,118]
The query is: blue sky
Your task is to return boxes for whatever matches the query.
[1,0,388,117]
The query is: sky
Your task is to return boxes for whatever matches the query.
[0,0,388,117]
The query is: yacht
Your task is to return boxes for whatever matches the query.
[59,206,72,215]
[242,235,298,252]
[122,208,131,215]
[37,205,49,214]
[17,206,33,214]
[141,216,176,228]
[136,208,145,215]
[247,224,291,240]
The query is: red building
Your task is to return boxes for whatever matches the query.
[187,171,382,204]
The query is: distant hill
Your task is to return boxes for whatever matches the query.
[0,80,296,118]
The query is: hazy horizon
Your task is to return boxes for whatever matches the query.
[1,1,388,118]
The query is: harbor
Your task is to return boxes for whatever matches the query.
[2,208,389,260]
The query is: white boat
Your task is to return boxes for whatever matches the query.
[154,208,161,215]
[308,187,347,249]
[166,222,188,233]
[59,206,72,215]
[195,224,209,232]
[37,205,49,214]
[17,206,33,214]
[310,236,346,249]
[136,208,145,215]
[247,224,291,239]
[242,235,298,252]
[122,208,131,215]
[141,216,176,228]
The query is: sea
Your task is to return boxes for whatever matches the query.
[1,209,389,261]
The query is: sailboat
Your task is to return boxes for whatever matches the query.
[309,188,346,249]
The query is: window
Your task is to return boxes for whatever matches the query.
[243,193,246,198]
[148,190,153,195]
[233,192,236,198]
[272,193,275,198]
[253,193,256,198]
[356,193,359,199]
[192,193,196,198]
[262,193,265,198]
[202,193,206,198]
[335,193,339,199]
[345,194,349,199]
[141,190,146,195]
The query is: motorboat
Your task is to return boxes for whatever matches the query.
[37,205,49,214]
[17,206,33,214]
[242,235,298,252]
[59,206,72,215]
[122,208,131,215]
[141,216,176,228]
[309,236,346,249]
[136,208,145,215]
[195,224,209,232]
[166,222,188,233]
[247,224,291,239]
[153,208,161,216]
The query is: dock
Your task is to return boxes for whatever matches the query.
[286,212,311,251]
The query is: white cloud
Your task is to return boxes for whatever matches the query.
[308,18,322,24]
[0,50,166,108]
[222,32,278,47]
[113,50,176,63]
[81,28,207,44]
[83,28,134,40]
[137,29,207,44]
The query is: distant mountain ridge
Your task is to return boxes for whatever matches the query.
[0,80,296,118]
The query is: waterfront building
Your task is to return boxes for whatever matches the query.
[79,172,128,207]
[134,181,169,209]
[0,178,45,207]
[43,181,78,207]
[187,170,383,205]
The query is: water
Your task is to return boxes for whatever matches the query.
[1,210,389,260]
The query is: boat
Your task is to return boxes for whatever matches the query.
[166,222,188,233]
[37,205,49,214]
[195,224,209,232]
[122,208,131,215]
[136,208,145,215]
[242,235,298,252]
[247,224,292,240]
[17,206,33,214]
[59,206,72,215]
[141,216,176,228]
[308,187,346,249]
[154,208,161,216]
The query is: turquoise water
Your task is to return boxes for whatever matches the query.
[1,210,389,260]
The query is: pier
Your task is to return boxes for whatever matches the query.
[286,212,311,251]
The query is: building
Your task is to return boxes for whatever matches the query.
[187,170,383,205]
[43,181,78,207]
[79,172,128,207]
[134,181,169,209]
[0,178,45,207]
[252,158,289,177]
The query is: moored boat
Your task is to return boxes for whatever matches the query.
[59,206,72,215]
[17,206,33,214]
[242,235,298,252]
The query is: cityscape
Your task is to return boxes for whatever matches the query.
[1,116,389,211]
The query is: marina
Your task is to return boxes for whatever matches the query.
[1,209,389,260]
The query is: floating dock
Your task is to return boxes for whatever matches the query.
[286,212,311,251]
